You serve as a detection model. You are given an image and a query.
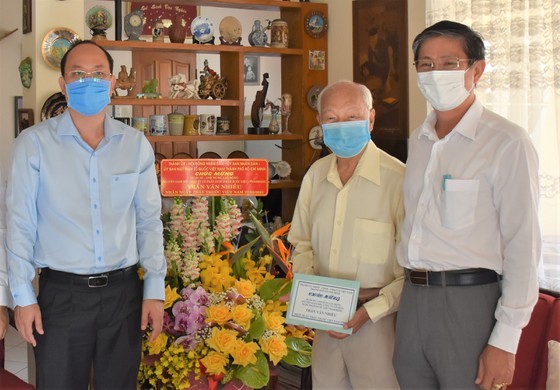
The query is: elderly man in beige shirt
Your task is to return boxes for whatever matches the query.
[288,80,404,389]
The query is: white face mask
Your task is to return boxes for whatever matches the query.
[417,69,474,111]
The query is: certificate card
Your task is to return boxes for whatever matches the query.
[286,273,360,334]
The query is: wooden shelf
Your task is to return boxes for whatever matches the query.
[103,0,328,221]
[111,97,241,106]
[97,40,303,56]
[269,179,301,190]
[103,0,302,11]
[147,134,303,142]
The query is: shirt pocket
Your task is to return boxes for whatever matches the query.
[110,173,139,212]
[352,219,393,264]
[441,179,479,230]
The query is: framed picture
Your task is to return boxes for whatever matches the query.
[17,109,34,137]
[129,2,198,39]
[14,96,22,137]
[243,55,260,85]
[309,50,325,70]
[353,0,409,140]
[22,0,32,34]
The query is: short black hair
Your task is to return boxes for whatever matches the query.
[60,40,114,77]
[412,20,485,65]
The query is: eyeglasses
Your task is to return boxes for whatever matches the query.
[65,70,112,82]
[413,57,472,72]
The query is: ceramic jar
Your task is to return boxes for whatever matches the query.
[270,19,288,48]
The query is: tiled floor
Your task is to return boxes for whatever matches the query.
[4,326,29,383]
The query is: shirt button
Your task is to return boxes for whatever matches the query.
[96,230,100,235]
[337,220,342,226]
[94,204,98,209]
[332,249,337,255]
[115,177,119,181]
[92,178,97,183]
[97,256,102,261]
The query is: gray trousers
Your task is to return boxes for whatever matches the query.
[393,279,501,389]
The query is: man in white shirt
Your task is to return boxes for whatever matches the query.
[393,21,540,390]
[288,80,404,389]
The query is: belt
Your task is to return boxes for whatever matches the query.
[40,265,138,288]
[405,268,501,287]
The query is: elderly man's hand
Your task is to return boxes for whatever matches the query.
[327,306,370,340]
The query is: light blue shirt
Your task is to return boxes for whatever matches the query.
[6,110,166,307]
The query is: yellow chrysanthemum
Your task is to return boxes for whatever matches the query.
[264,299,288,314]
[200,351,229,376]
[147,332,169,355]
[231,304,254,330]
[263,311,286,333]
[285,324,315,340]
[260,334,288,365]
[164,285,182,309]
[206,327,239,354]
[199,254,236,292]
[206,303,232,325]
[234,278,256,298]
[230,340,259,367]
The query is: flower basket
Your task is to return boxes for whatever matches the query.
[138,197,313,389]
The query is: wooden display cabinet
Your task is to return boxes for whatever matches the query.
[98,0,328,221]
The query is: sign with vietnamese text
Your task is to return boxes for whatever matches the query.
[160,159,269,197]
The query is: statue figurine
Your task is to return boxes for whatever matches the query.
[114,65,136,97]
[248,73,270,134]
[198,59,228,100]
[265,99,280,134]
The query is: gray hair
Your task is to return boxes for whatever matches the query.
[316,80,373,115]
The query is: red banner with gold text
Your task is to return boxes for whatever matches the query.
[160,159,269,197]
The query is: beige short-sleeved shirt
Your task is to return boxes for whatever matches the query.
[288,141,405,322]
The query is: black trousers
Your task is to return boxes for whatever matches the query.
[34,270,143,390]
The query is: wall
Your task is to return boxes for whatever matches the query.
[0,0,427,179]
[0,1,23,178]
[324,0,426,131]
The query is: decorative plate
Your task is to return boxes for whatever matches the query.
[199,151,221,159]
[219,16,242,44]
[306,85,324,111]
[275,161,292,179]
[19,57,33,89]
[172,152,193,159]
[41,92,67,121]
[308,125,324,150]
[41,27,80,70]
[191,16,214,44]
[227,150,249,159]
[85,5,112,30]
[305,11,328,39]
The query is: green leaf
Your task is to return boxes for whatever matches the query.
[258,278,292,301]
[246,313,266,341]
[233,350,270,389]
[249,212,272,247]
[231,236,261,278]
[282,337,312,368]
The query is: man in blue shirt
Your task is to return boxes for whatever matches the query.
[6,40,166,389]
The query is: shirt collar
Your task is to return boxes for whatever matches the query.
[418,98,483,141]
[326,141,381,186]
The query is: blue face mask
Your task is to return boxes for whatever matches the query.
[322,119,371,158]
[65,78,111,116]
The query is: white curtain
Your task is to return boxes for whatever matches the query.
[426,0,560,289]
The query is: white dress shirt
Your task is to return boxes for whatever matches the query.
[289,141,405,322]
[397,98,541,353]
